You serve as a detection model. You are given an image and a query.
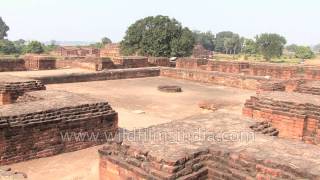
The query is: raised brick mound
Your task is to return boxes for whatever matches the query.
[99,112,320,179]
[23,54,56,70]
[0,75,45,105]
[0,90,118,165]
[243,91,320,144]
[112,56,149,68]
[244,63,301,79]
[0,58,26,72]
[158,85,182,93]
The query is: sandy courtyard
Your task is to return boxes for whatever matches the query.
[6,77,255,180]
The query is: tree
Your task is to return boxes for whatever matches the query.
[101,37,112,45]
[0,39,17,54]
[0,17,9,40]
[255,33,286,60]
[215,31,242,54]
[120,15,195,57]
[24,41,44,54]
[295,46,314,59]
[193,31,215,51]
[242,39,257,55]
[286,44,299,52]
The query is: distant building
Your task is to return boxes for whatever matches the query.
[192,44,213,59]
[100,43,121,59]
[56,46,100,57]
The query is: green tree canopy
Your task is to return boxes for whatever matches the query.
[193,31,215,51]
[0,39,17,54]
[255,33,286,60]
[215,31,242,54]
[286,44,299,52]
[295,46,315,59]
[0,17,9,40]
[242,39,258,55]
[24,41,45,54]
[101,37,112,45]
[120,15,195,57]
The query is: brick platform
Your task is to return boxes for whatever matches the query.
[295,81,320,95]
[201,60,249,73]
[0,75,45,105]
[243,91,320,144]
[0,90,118,165]
[99,112,320,179]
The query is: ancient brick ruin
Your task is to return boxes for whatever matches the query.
[100,43,121,59]
[0,58,26,72]
[55,46,100,57]
[0,75,45,105]
[23,54,57,70]
[1,56,320,179]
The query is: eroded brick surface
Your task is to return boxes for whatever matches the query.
[99,112,320,180]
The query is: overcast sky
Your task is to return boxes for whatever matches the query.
[0,0,319,45]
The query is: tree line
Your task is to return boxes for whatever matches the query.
[0,15,317,60]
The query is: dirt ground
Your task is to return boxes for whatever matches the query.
[6,76,255,180]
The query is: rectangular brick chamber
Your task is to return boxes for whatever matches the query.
[0,90,118,165]
[243,91,320,144]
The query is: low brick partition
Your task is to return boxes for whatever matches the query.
[160,67,271,90]
[33,67,160,84]
[56,57,114,71]
[243,91,320,144]
[0,75,45,105]
[148,57,170,67]
[176,57,208,69]
[99,112,320,179]
[0,90,118,165]
[0,58,26,72]
[23,54,56,70]
[112,56,149,68]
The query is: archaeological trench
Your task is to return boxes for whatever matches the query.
[1,54,320,179]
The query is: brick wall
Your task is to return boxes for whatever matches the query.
[100,43,121,59]
[34,67,160,84]
[243,91,320,144]
[160,67,271,90]
[112,56,149,68]
[0,58,26,72]
[176,58,208,69]
[245,63,301,79]
[201,60,250,73]
[148,57,170,67]
[305,67,320,80]
[56,57,114,71]
[23,54,56,70]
